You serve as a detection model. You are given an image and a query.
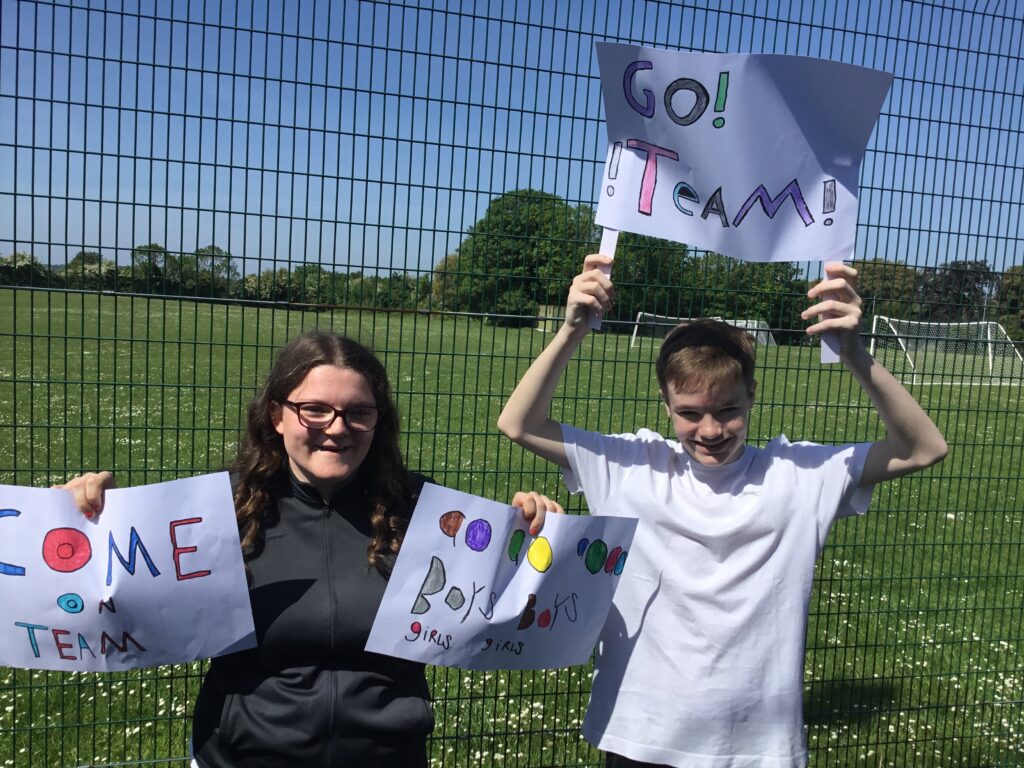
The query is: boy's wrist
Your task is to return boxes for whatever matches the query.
[558,319,590,342]
[840,338,872,369]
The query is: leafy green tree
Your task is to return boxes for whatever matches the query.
[339,272,370,306]
[996,265,1024,320]
[1000,314,1024,354]
[680,253,808,343]
[435,189,597,322]
[129,243,168,292]
[488,286,538,328]
[604,233,692,324]
[63,251,118,291]
[65,250,103,271]
[431,253,462,309]
[853,259,919,319]
[62,250,121,291]
[0,251,50,286]
[917,260,995,321]
[241,265,339,306]
[996,265,1024,352]
[242,268,292,302]
[368,273,431,309]
[289,264,337,305]
[734,261,808,343]
[534,203,599,305]
[173,245,241,297]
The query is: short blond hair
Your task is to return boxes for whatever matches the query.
[656,319,756,394]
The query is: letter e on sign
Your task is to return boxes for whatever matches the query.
[169,518,212,580]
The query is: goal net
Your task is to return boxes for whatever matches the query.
[630,312,777,347]
[869,316,1024,385]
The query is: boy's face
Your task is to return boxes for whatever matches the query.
[662,377,756,467]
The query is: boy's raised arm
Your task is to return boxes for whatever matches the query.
[497,254,614,469]
[804,263,948,487]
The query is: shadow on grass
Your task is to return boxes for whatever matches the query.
[804,679,898,725]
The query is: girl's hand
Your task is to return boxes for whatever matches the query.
[54,472,116,519]
[511,491,565,536]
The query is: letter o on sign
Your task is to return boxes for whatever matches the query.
[42,528,93,572]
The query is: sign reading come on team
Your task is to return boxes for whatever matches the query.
[0,474,255,672]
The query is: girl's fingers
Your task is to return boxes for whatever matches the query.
[511,491,565,535]
[54,471,116,518]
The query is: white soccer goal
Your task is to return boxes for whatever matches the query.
[629,312,777,347]
[869,316,1024,385]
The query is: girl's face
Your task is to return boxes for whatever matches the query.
[271,365,377,498]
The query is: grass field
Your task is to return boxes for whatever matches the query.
[1,288,1022,767]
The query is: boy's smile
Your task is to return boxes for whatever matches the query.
[662,378,756,467]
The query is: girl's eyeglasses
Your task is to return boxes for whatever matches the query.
[280,401,379,432]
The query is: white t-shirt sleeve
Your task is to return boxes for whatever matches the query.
[769,437,875,533]
[560,423,671,514]
[836,443,875,519]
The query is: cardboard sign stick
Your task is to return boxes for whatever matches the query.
[821,326,841,363]
[820,271,841,363]
[589,228,619,330]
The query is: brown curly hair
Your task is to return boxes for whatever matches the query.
[231,330,413,575]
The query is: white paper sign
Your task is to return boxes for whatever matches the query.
[366,484,637,670]
[595,43,892,263]
[0,473,255,671]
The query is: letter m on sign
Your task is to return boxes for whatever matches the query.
[733,179,815,227]
[100,631,147,655]
[107,528,161,586]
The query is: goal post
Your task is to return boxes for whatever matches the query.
[869,316,1024,385]
[630,312,777,347]
[728,319,778,347]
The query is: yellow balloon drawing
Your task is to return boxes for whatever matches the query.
[526,537,553,572]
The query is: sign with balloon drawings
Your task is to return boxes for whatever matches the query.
[366,484,637,670]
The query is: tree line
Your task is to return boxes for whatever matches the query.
[2,189,1022,345]
[0,244,432,311]
[855,258,1024,342]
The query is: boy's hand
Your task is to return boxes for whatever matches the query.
[53,471,116,519]
[511,491,565,536]
[565,254,614,330]
[802,262,864,356]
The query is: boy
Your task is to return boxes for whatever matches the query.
[497,255,947,768]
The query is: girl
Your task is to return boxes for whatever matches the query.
[61,330,561,767]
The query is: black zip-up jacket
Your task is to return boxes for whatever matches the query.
[191,470,435,767]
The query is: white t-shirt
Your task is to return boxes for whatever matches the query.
[561,425,875,768]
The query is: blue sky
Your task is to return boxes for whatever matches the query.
[1,0,1022,275]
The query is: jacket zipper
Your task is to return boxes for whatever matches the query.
[322,502,336,768]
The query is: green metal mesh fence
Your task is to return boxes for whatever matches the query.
[2,0,1022,766]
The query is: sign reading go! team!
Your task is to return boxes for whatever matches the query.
[594,43,893,264]
[0,473,255,672]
